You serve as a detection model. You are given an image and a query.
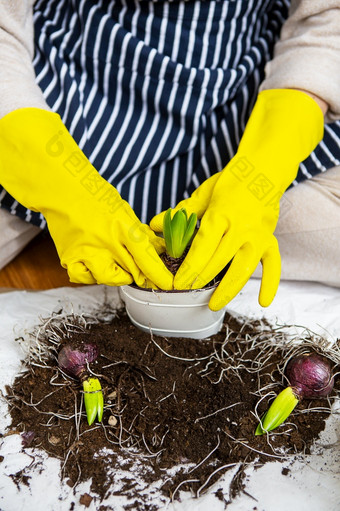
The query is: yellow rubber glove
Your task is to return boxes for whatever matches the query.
[150,89,324,309]
[0,108,173,289]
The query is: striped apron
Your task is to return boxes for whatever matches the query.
[1,0,340,228]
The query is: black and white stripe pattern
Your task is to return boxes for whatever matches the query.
[1,0,339,227]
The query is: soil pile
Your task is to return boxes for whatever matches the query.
[2,309,338,510]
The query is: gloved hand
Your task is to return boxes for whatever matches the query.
[150,89,324,309]
[0,108,173,289]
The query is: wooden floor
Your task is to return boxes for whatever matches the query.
[0,232,81,290]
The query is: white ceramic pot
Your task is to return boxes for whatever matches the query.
[119,284,225,339]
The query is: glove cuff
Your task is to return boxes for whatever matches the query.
[237,88,324,187]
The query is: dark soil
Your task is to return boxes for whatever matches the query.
[160,251,186,275]
[2,309,339,510]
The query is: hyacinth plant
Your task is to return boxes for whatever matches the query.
[58,343,104,426]
[161,208,197,275]
[255,351,335,435]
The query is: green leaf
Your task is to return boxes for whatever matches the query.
[182,212,197,251]
[255,386,299,435]
[163,208,197,258]
[163,208,174,257]
[83,377,104,426]
[171,210,187,258]
[97,389,104,422]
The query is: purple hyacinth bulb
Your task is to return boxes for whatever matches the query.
[58,343,98,379]
[286,352,334,399]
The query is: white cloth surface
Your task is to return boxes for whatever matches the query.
[0,281,339,511]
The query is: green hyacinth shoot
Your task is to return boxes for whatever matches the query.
[163,208,197,259]
[83,377,104,426]
[255,386,299,435]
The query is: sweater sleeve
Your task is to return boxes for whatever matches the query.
[0,1,49,119]
[260,0,340,123]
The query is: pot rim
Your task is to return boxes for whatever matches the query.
[127,280,219,294]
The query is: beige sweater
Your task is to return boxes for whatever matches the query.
[1,0,340,122]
